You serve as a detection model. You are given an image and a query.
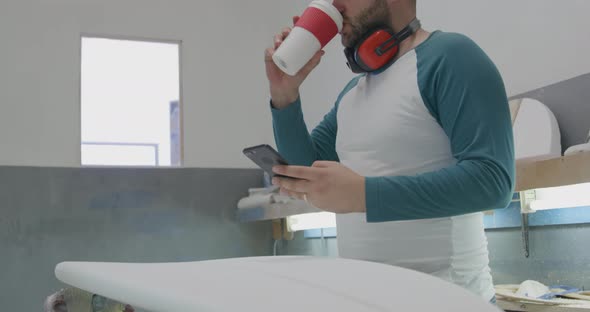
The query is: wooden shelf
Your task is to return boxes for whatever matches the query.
[516,151,590,192]
[498,299,590,312]
[237,151,590,222]
[236,199,322,223]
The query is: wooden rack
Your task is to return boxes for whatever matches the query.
[516,151,590,191]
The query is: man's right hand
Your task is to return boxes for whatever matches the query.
[265,16,325,109]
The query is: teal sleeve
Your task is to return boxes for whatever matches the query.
[365,33,515,222]
[271,77,361,166]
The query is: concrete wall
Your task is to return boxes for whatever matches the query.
[0,166,270,311]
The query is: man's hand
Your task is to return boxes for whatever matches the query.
[265,16,325,109]
[272,161,367,213]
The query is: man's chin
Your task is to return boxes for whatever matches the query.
[341,36,353,49]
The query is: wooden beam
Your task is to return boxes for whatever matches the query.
[515,151,590,191]
[498,299,590,311]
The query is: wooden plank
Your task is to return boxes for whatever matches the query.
[498,299,590,312]
[237,200,323,222]
[515,151,590,192]
[271,219,283,240]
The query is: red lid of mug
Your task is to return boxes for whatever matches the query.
[295,6,340,48]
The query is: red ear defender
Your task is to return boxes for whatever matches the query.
[344,18,421,73]
[356,29,399,72]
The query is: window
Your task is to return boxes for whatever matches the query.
[529,183,590,211]
[81,36,181,166]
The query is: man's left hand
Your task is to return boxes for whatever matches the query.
[272,161,367,214]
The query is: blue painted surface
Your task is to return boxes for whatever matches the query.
[483,200,523,229]
[529,205,590,226]
[484,191,590,229]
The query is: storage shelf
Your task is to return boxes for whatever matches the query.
[237,199,322,222]
[516,151,590,192]
[237,152,590,222]
[498,298,590,311]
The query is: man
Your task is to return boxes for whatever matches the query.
[264,0,514,303]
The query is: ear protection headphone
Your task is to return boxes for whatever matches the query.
[344,18,421,73]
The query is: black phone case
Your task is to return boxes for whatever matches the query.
[242,144,289,178]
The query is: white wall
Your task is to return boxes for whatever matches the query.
[419,0,590,96]
[0,0,353,167]
[1,0,588,167]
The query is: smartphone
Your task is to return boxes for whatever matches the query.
[242,144,290,178]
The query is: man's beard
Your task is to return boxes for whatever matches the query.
[342,0,392,48]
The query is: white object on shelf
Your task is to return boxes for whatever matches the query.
[237,193,273,210]
[515,280,551,298]
[55,256,502,312]
[520,189,538,214]
[495,283,590,309]
[517,117,590,212]
[237,186,279,210]
[511,98,562,160]
[237,190,322,222]
[565,142,590,156]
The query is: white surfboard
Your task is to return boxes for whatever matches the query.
[55,256,500,312]
[511,97,562,160]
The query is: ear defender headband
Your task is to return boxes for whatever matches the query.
[344,18,421,73]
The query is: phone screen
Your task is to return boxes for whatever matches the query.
[243,144,290,178]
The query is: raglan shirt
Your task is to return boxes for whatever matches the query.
[270,31,515,301]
